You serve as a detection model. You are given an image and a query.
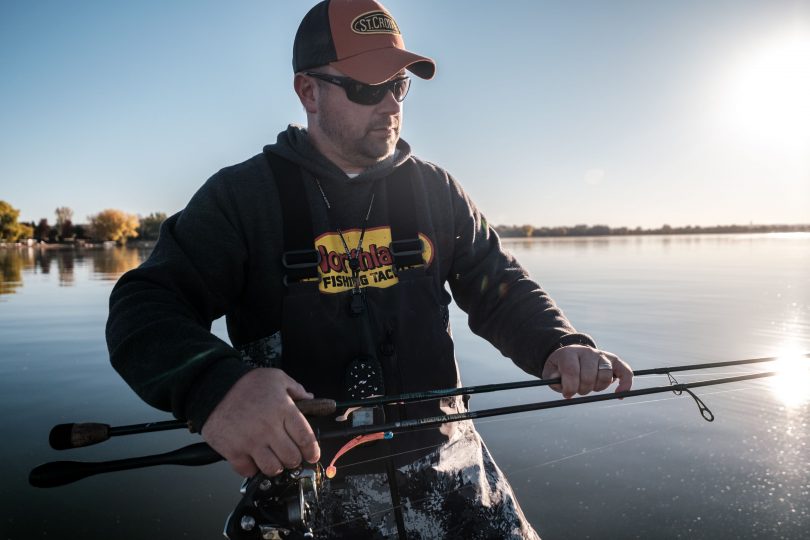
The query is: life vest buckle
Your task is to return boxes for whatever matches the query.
[282,249,321,269]
[281,249,321,285]
[390,238,424,269]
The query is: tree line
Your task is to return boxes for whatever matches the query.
[2,199,808,244]
[0,201,166,244]
[494,222,810,238]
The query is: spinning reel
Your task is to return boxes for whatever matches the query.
[224,463,323,540]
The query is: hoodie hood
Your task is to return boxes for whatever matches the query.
[266,125,413,185]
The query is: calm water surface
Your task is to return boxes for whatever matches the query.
[1,234,808,539]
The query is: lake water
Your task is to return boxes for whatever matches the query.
[1,234,808,539]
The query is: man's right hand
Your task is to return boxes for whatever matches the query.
[201,368,320,477]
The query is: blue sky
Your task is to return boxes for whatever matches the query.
[2,0,809,227]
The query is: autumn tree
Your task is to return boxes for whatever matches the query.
[88,209,140,244]
[137,212,167,241]
[0,201,33,242]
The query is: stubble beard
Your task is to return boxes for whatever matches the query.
[318,104,400,168]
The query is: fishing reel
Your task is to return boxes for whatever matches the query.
[224,463,323,540]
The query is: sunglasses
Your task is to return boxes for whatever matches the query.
[304,72,411,105]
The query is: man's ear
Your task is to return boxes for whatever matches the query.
[294,73,318,114]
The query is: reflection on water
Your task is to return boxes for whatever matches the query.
[0,246,149,298]
[0,249,24,295]
[769,349,810,408]
[88,246,145,279]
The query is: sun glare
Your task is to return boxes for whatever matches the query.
[768,349,810,408]
[721,28,810,151]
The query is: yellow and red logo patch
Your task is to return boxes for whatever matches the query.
[315,226,433,293]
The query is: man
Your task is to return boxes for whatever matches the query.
[107,0,633,538]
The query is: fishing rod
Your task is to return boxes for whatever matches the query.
[46,354,801,450]
[30,366,786,488]
[30,357,802,540]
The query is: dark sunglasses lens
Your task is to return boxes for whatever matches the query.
[345,79,410,105]
[356,84,386,105]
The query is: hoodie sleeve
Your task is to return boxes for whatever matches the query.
[105,171,254,432]
[444,174,595,376]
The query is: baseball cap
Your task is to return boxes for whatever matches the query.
[293,0,436,85]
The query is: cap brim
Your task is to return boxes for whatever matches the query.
[331,47,436,85]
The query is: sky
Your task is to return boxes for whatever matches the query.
[1,0,809,228]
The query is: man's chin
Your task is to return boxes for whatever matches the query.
[361,141,398,163]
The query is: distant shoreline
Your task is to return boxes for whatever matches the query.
[3,226,809,249]
[0,240,156,250]
[494,223,810,239]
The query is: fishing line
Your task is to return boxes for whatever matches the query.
[643,370,766,377]
[313,429,664,535]
[601,384,766,410]
[315,385,808,536]
[331,379,776,471]
[320,382,770,529]
[315,425,677,533]
[510,428,665,473]
[337,418,638,472]
[450,382,766,430]
[337,442,449,472]
[337,382,772,472]
[333,419,486,471]
[341,382,776,472]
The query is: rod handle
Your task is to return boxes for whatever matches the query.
[296,398,337,417]
[29,460,102,488]
[29,442,222,488]
[49,423,110,450]
[47,399,333,451]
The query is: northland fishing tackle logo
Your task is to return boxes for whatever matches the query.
[315,226,433,293]
[351,10,401,35]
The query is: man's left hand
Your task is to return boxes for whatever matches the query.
[542,345,633,398]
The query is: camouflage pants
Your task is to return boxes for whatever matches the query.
[312,421,540,539]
